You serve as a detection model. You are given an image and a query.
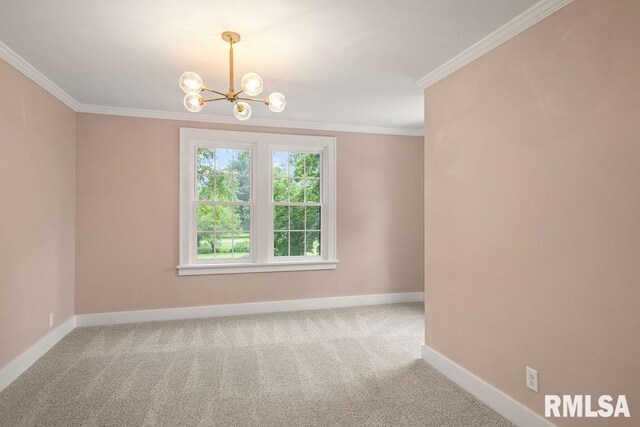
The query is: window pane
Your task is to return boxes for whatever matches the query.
[215,149,234,170]
[197,230,252,261]
[197,232,215,259]
[196,148,215,175]
[228,150,250,175]
[196,174,215,200]
[234,175,251,201]
[273,178,289,202]
[211,232,228,258]
[290,178,304,202]
[305,153,320,177]
[213,172,238,202]
[197,173,237,201]
[272,151,289,176]
[274,231,288,257]
[290,231,305,256]
[271,150,323,259]
[306,206,321,230]
[290,153,305,178]
[198,148,251,202]
[305,178,320,202]
[197,205,215,231]
[229,150,250,201]
[197,203,251,260]
[272,151,321,203]
[215,205,234,231]
[234,206,251,233]
[197,148,250,172]
[305,231,320,255]
[290,206,305,230]
[198,205,233,231]
[274,206,289,231]
[232,233,250,259]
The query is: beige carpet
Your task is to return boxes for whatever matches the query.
[0,303,510,426]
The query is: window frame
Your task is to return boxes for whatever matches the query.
[269,146,325,261]
[192,142,256,265]
[178,128,337,276]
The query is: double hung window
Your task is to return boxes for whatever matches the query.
[179,128,337,275]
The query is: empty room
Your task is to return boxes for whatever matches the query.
[0,0,638,425]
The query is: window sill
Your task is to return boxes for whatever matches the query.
[177,260,339,276]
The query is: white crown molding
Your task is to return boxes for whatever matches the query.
[421,345,554,427]
[0,40,79,110]
[76,104,424,136]
[0,316,76,392]
[76,292,424,327]
[0,39,422,136]
[416,0,574,89]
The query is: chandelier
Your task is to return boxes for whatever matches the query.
[179,31,285,121]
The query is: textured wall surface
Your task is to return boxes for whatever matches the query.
[0,58,76,369]
[75,114,424,314]
[424,0,640,424]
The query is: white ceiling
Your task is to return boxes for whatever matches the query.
[0,0,537,132]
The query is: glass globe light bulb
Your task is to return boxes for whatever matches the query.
[179,72,203,94]
[267,92,285,113]
[233,102,252,121]
[184,93,204,112]
[240,72,263,96]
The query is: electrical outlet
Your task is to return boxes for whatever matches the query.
[48,312,54,328]
[526,366,538,392]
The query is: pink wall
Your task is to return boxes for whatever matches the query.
[0,59,76,369]
[75,114,424,314]
[424,0,640,424]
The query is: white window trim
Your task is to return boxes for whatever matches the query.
[178,128,337,276]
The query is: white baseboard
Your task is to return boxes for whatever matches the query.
[421,345,553,427]
[0,294,422,393]
[0,316,77,392]
[76,292,424,327]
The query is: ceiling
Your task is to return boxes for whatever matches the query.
[0,0,537,133]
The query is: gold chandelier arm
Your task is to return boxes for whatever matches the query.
[202,97,227,103]
[237,96,268,104]
[202,87,228,97]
